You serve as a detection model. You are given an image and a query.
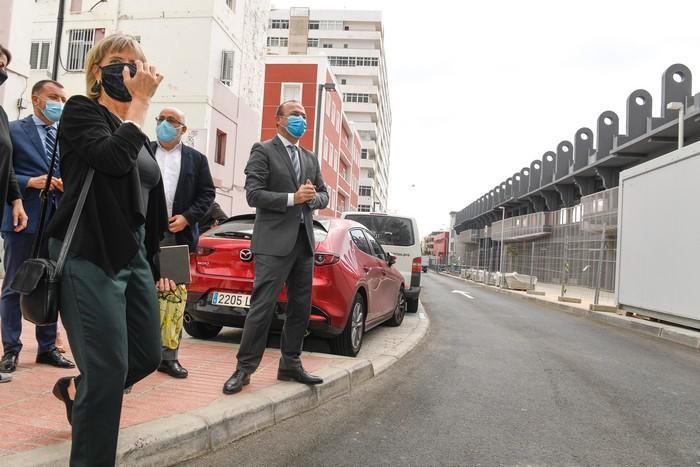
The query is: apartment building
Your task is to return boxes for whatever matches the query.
[6,0,269,215]
[265,7,391,213]
[261,55,361,217]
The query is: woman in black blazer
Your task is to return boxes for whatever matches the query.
[45,34,172,467]
[0,44,28,384]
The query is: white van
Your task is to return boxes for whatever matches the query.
[341,212,422,312]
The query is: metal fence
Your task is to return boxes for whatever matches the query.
[452,188,618,294]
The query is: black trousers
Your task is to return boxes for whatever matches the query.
[50,226,161,467]
[236,226,313,373]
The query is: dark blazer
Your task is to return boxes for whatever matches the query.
[46,96,168,278]
[0,106,22,225]
[244,136,328,256]
[1,115,60,233]
[150,142,215,251]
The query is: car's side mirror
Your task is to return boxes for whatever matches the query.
[386,253,397,267]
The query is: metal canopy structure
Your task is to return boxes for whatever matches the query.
[454,63,700,233]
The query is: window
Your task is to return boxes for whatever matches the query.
[308,20,319,30]
[350,229,371,255]
[281,82,302,103]
[343,215,416,247]
[339,161,348,180]
[361,149,368,159]
[365,232,386,259]
[343,93,370,103]
[267,37,288,47]
[358,204,371,212]
[325,95,331,116]
[307,38,319,47]
[330,102,336,126]
[359,185,372,197]
[322,43,333,49]
[220,50,234,86]
[270,19,289,29]
[319,20,343,30]
[343,44,348,49]
[328,56,379,67]
[340,79,346,85]
[66,29,95,71]
[30,41,51,70]
[215,130,227,165]
[328,143,334,166]
[337,192,347,213]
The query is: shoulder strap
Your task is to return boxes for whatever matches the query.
[30,125,61,258]
[54,168,94,277]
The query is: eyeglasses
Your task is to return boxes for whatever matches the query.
[155,116,184,127]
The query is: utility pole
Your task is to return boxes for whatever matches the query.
[51,0,67,81]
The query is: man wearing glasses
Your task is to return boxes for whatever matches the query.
[151,107,215,378]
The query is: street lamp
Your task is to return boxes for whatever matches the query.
[666,101,685,149]
[313,83,337,155]
[498,206,506,287]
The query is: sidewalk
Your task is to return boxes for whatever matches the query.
[442,271,700,352]
[1,306,429,466]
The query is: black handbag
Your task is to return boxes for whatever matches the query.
[9,127,94,326]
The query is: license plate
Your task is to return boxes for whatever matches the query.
[211,292,251,308]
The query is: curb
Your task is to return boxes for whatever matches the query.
[4,305,430,467]
[439,272,700,352]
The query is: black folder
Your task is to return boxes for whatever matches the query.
[159,245,191,284]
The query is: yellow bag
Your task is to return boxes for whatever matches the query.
[159,284,187,350]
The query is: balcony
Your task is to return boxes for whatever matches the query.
[489,212,554,242]
[343,101,379,116]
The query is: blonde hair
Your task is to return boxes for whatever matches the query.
[85,33,146,99]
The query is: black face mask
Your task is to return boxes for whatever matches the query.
[99,63,137,102]
[0,68,7,87]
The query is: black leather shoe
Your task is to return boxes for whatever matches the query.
[36,349,75,368]
[223,369,250,395]
[0,351,18,372]
[52,376,75,425]
[158,360,189,379]
[277,367,323,385]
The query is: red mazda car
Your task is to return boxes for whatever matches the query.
[184,215,407,356]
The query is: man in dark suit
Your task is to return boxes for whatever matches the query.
[0,79,75,372]
[223,100,329,395]
[152,107,215,378]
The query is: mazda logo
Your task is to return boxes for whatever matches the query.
[239,249,253,262]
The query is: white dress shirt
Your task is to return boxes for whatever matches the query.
[155,142,182,216]
[277,133,302,207]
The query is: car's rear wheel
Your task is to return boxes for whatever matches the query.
[330,293,365,357]
[385,287,406,327]
[406,297,419,313]
[183,314,222,339]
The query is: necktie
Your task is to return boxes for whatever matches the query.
[288,145,301,183]
[44,125,57,169]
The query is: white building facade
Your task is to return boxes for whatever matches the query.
[265,8,392,213]
[6,0,269,215]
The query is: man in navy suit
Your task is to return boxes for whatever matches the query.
[151,107,215,378]
[0,80,75,373]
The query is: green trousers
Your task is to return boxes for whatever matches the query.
[50,226,161,467]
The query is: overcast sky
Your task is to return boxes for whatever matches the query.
[271,0,700,236]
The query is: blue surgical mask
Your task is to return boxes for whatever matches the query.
[156,120,179,143]
[43,100,63,123]
[286,115,307,139]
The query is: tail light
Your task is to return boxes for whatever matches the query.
[411,257,422,273]
[314,253,340,266]
[195,245,215,256]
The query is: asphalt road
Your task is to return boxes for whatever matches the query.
[179,272,700,467]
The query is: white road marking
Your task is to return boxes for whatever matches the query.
[451,290,474,300]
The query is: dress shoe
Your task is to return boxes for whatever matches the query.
[0,352,18,373]
[277,367,323,385]
[52,376,75,425]
[36,349,75,368]
[0,373,11,383]
[222,369,250,395]
[158,360,189,379]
